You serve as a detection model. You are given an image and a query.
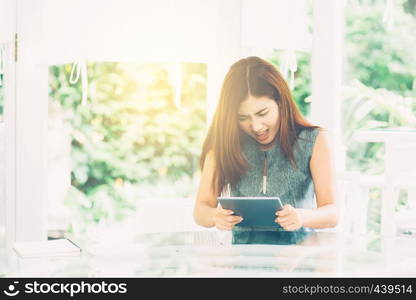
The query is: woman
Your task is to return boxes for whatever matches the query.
[193,56,338,244]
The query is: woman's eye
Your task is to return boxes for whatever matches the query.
[238,117,247,122]
[258,112,268,117]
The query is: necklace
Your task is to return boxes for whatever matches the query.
[261,152,268,194]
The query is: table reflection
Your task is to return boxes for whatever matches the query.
[2,230,416,277]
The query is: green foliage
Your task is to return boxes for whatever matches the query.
[49,62,207,231]
[343,0,416,174]
[345,0,416,98]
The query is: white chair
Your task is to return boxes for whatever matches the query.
[351,130,416,239]
[381,140,416,237]
[0,123,5,247]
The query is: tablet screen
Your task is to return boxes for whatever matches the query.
[218,196,283,227]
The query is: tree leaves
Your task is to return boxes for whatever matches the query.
[49,61,207,231]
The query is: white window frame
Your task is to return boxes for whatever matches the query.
[310,0,345,171]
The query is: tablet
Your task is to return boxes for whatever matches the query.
[218,196,283,227]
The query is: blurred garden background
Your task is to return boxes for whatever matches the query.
[45,0,416,245]
[48,62,207,235]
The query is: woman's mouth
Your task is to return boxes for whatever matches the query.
[255,129,269,142]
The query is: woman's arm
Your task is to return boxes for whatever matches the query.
[193,151,243,229]
[276,130,339,230]
[193,151,218,227]
[300,129,339,228]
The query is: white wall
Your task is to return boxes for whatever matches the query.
[241,0,312,55]
[42,0,220,65]
[1,0,17,247]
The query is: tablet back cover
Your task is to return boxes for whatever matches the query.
[218,197,282,227]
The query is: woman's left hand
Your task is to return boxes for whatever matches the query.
[275,204,303,231]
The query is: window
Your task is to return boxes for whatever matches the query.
[48,61,207,237]
[342,0,416,248]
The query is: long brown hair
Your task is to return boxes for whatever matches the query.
[200,56,318,195]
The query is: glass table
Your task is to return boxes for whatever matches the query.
[1,230,416,277]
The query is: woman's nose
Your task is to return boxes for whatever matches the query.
[250,119,263,132]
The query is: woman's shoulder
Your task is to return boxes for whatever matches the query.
[295,127,323,159]
[297,126,321,141]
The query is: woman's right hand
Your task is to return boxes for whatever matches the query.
[213,206,243,230]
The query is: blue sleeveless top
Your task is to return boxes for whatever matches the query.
[230,127,320,244]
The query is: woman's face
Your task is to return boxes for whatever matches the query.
[237,95,279,148]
